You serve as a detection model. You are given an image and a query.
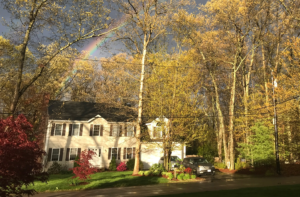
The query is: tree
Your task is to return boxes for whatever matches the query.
[0,0,115,114]
[0,115,48,197]
[113,0,190,175]
[72,150,97,181]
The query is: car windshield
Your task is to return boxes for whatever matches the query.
[193,158,209,163]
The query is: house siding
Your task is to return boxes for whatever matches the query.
[44,117,185,170]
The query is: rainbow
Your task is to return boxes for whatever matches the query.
[58,18,129,95]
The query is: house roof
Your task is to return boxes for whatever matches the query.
[48,100,137,122]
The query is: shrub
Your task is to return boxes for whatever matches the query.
[177,173,184,179]
[235,162,243,170]
[191,174,197,179]
[178,165,186,172]
[126,159,144,170]
[184,173,190,179]
[242,162,250,169]
[177,176,183,180]
[214,162,226,169]
[144,171,151,176]
[0,115,48,197]
[184,167,192,174]
[117,162,127,171]
[48,162,62,174]
[150,163,165,173]
[72,150,97,181]
[167,173,174,180]
[153,171,161,176]
[138,171,144,176]
[161,172,167,176]
[60,164,73,174]
[109,157,117,171]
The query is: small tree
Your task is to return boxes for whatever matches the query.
[0,115,48,197]
[72,150,97,181]
[109,157,117,171]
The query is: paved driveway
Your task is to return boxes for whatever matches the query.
[31,175,300,197]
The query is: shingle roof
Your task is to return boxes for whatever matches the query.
[48,100,137,122]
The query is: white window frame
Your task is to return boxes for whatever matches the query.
[112,125,119,137]
[93,125,101,136]
[125,147,134,159]
[110,147,119,160]
[54,124,63,136]
[72,124,80,136]
[51,148,60,161]
[127,125,134,137]
[69,148,78,161]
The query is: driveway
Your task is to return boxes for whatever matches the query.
[31,175,300,197]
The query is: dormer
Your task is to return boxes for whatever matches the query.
[145,117,169,139]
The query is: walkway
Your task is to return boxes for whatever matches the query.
[32,175,300,197]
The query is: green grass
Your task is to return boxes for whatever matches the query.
[25,171,168,192]
[153,184,300,197]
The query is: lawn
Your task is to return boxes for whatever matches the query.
[25,171,168,192]
[153,184,300,197]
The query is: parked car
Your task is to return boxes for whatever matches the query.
[182,157,215,176]
[158,156,180,169]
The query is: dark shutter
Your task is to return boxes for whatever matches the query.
[133,147,136,159]
[153,127,156,137]
[99,148,101,157]
[80,124,83,136]
[69,124,73,136]
[118,148,121,160]
[124,124,127,137]
[108,148,111,160]
[123,148,126,159]
[59,148,64,161]
[62,123,66,136]
[51,123,55,136]
[119,125,122,137]
[66,148,70,161]
[100,125,103,136]
[109,125,112,136]
[48,148,52,161]
[134,126,136,135]
[90,124,93,136]
[78,148,81,159]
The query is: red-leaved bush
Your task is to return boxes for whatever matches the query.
[184,167,192,174]
[0,115,48,197]
[116,162,127,171]
[72,150,97,181]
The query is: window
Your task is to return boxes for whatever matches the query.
[51,149,60,161]
[72,124,79,136]
[127,125,134,137]
[112,125,118,137]
[111,148,118,159]
[89,148,101,157]
[93,125,100,136]
[126,148,133,159]
[153,126,162,138]
[69,148,78,160]
[55,124,62,136]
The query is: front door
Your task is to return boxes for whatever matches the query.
[88,147,102,168]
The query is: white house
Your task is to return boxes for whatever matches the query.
[43,100,185,170]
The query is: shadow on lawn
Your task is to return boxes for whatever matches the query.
[88,176,165,190]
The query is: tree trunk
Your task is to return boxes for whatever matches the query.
[228,69,236,170]
[213,96,223,162]
[262,45,268,106]
[211,72,229,165]
[133,37,147,175]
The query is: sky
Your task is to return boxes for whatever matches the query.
[0,0,208,59]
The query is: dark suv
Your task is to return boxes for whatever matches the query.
[182,157,215,176]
